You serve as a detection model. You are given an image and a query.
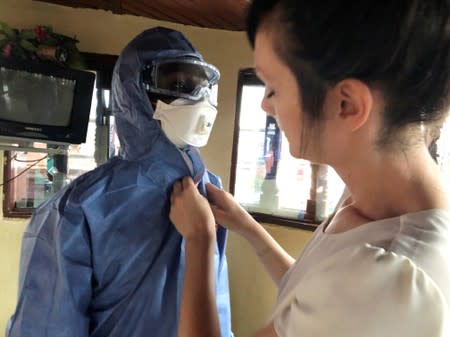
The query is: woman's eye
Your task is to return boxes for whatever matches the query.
[266,90,275,99]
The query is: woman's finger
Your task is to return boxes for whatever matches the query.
[182,176,195,190]
[173,180,183,195]
[210,204,226,221]
[205,183,224,204]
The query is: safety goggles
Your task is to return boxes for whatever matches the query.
[143,58,220,105]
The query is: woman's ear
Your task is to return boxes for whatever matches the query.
[333,79,373,132]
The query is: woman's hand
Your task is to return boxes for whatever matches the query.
[170,177,216,241]
[206,182,256,236]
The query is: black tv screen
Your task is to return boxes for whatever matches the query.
[0,57,95,144]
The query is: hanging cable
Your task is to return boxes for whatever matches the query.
[0,154,49,187]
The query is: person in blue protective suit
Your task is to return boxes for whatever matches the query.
[6,26,233,337]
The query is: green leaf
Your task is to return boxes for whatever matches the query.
[19,39,37,52]
[3,30,16,40]
[20,30,37,40]
[0,22,17,39]
[0,21,11,32]
[45,36,58,45]
[13,46,28,60]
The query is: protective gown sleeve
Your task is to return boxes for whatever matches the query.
[7,194,92,337]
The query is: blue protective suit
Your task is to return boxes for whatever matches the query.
[7,27,233,337]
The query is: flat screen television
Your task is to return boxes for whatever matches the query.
[0,56,95,144]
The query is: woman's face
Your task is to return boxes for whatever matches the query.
[254,29,313,159]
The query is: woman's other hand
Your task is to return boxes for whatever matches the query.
[206,183,256,235]
[170,177,216,241]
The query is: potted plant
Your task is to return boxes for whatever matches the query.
[0,21,84,69]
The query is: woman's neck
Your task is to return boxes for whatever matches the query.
[333,145,450,222]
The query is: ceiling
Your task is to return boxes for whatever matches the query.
[35,0,248,31]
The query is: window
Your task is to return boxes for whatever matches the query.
[230,68,345,230]
[2,53,118,218]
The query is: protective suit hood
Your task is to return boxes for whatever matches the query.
[112,26,203,160]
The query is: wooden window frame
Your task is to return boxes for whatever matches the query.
[230,68,319,231]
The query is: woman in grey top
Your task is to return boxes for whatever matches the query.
[169,1,450,336]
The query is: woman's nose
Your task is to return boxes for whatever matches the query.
[261,97,275,116]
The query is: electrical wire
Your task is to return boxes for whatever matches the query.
[12,154,49,163]
[0,154,49,187]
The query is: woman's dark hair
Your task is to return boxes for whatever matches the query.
[246,0,450,146]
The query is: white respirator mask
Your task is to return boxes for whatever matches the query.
[153,98,218,148]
